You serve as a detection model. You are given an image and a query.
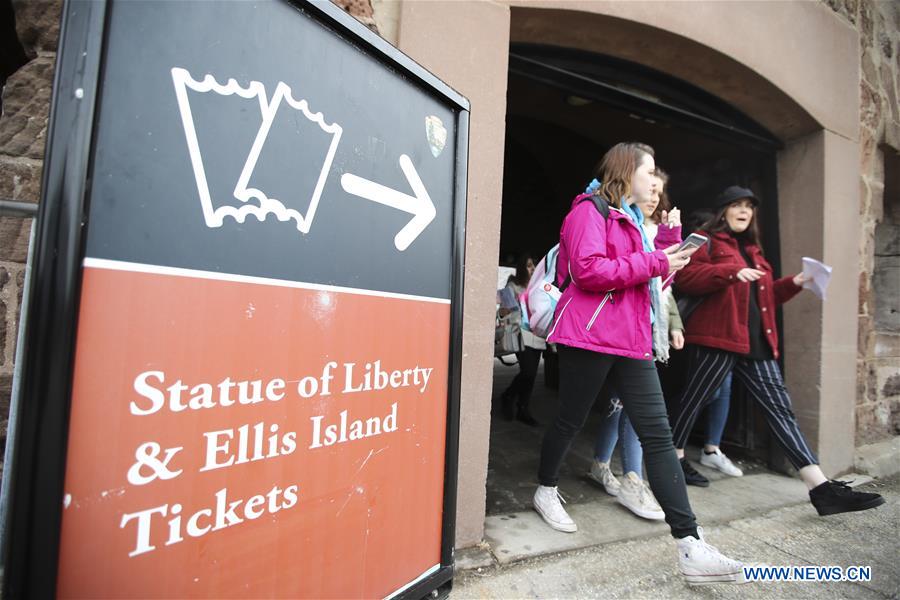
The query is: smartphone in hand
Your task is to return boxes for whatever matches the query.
[676,233,708,254]
[661,233,708,287]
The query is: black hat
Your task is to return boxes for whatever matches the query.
[714,185,759,209]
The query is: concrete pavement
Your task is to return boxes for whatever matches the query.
[451,475,899,599]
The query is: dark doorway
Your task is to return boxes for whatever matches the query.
[489,45,786,516]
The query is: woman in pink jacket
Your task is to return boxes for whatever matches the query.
[533,142,749,585]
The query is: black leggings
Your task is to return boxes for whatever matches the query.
[538,345,698,539]
[505,347,542,408]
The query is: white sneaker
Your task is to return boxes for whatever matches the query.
[677,527,745,585]
[617,472,665,520]
[700,449,744,477]
[533,485,577,533]
[587,460,621,496]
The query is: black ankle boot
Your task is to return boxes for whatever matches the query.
[809,480,885,516]
[680,458,709,487]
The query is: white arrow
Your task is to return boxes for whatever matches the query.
[340,154,437,251]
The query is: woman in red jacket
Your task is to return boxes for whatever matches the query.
[672,186,884,516]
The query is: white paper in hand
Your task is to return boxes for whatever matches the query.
[497,266,516,291]
[801,257,832,300]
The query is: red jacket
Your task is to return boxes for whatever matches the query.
[674,231,802,359]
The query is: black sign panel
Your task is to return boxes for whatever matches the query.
[88,0,459,299]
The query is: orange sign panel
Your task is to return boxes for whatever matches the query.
[57,266,449,598]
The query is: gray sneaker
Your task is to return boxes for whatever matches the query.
[587,459,621,496]
[617,472,665,520]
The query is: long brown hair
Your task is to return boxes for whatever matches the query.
[704,200,764,252]
[511,253,534,287]
[649,167,671,223]
[593,142,655,209]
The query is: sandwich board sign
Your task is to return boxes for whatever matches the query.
[2,1,468,597]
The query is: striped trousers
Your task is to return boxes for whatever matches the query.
[670,345,818,470]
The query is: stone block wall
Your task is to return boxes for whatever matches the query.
[331,0,378,31]
[826,0,900,443]
[0,0,376,468]
[0,0,61,458]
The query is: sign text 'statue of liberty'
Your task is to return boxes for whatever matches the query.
[129,360,435,416]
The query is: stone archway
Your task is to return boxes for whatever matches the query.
[395,0,861,548]
[503,5,860,478]
[508,7,821,142]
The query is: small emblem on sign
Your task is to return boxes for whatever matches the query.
[425,115,446,158]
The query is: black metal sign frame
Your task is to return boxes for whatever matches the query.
[1,1,468,597]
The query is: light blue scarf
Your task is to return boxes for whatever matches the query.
[623,200,660,326]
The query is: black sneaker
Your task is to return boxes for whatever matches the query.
[680,458,710,487]
[809,480,885,516]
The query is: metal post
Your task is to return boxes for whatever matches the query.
[0,200,38,569]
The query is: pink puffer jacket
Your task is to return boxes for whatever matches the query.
[547,194,674,360]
